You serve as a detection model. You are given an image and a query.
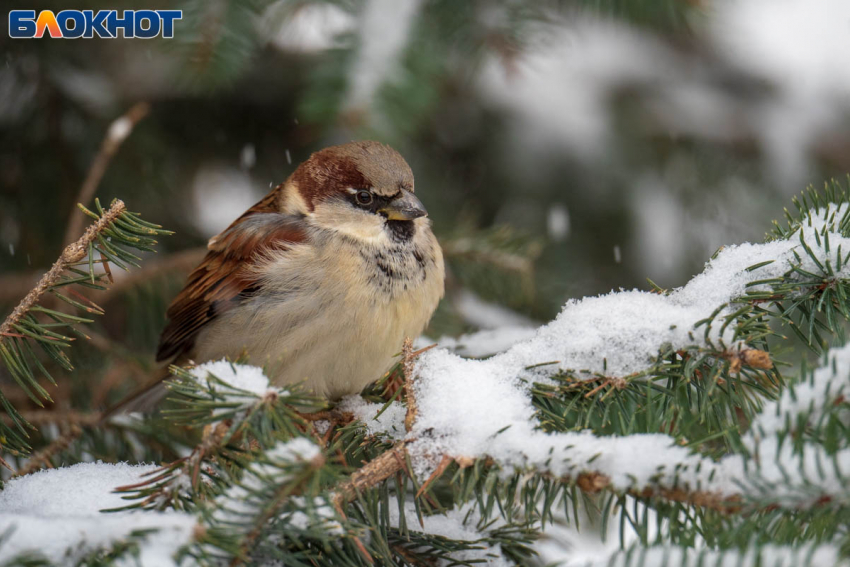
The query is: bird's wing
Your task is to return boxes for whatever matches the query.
[156,197,308,363]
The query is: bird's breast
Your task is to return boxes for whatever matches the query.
[195,230,444,399]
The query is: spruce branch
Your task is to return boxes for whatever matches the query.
[113,365,323,511]
[0,197,171,457]
[0,199,126,338]
[332,442,411,510]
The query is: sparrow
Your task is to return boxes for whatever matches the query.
[116,141,444,410]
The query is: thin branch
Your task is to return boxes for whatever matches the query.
[331,442,410,509]
[403,337,417,432]
[0,200,126,337]
[63,103,150,246]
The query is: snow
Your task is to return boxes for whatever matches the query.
[106,116,132,143]
[191,359,273,396]
[548,203,571,241]
[0,462,195,566]
[285,496,343,535]
[410,346,734,491]
[407,205,850,504]
[469,207,848,380]
[479,17,677,160]
[389,500,513,566]
[481,1,850,187]
[748,343,850,441]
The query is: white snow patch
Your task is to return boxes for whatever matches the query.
[749,343,850,441]
[191,359,273,396]
[548,203,571,241]
[212,438,321,525]
[0,462,194,565]
[389,500,513,566]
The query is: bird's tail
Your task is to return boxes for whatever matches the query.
[99,366,172,423]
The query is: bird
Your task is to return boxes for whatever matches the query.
[112,141,444,411]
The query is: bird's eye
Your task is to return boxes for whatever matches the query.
[355,190,373,206]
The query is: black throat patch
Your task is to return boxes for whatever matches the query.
[386,220,415,242]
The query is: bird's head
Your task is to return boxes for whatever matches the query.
[279,141,428,243]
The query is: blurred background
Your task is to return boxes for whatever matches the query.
[2,0,850,396]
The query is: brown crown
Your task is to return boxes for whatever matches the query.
[290,141,414,211]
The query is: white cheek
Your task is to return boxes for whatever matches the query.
[311,201,388,243]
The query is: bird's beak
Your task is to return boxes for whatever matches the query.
[380,189,428,221]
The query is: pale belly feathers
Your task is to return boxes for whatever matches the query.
[194,229,444,399]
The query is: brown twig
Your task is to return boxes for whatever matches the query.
[402,337,417,432]
[0,200,126,338]
[63,103,150,246]
[332,442,411,509]
[332,341,437,506]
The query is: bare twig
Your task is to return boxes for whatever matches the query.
[332,442,410,509]
[0,200,126,337]
[63,103,150,246]
[402,337,417,432]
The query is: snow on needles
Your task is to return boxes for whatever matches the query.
[424,205,850,381]
[0,462,194,565]
[409,205,850,500]
[191,359,272,395]
[190,359,287,420]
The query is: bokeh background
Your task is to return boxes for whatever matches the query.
[2,0,850,381]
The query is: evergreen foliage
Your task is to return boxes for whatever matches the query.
[5,179,850,564]
[4,1,850,566]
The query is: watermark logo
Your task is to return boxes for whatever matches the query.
[9,10,182,39]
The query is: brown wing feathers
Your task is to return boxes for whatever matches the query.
[156,195,307,363]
